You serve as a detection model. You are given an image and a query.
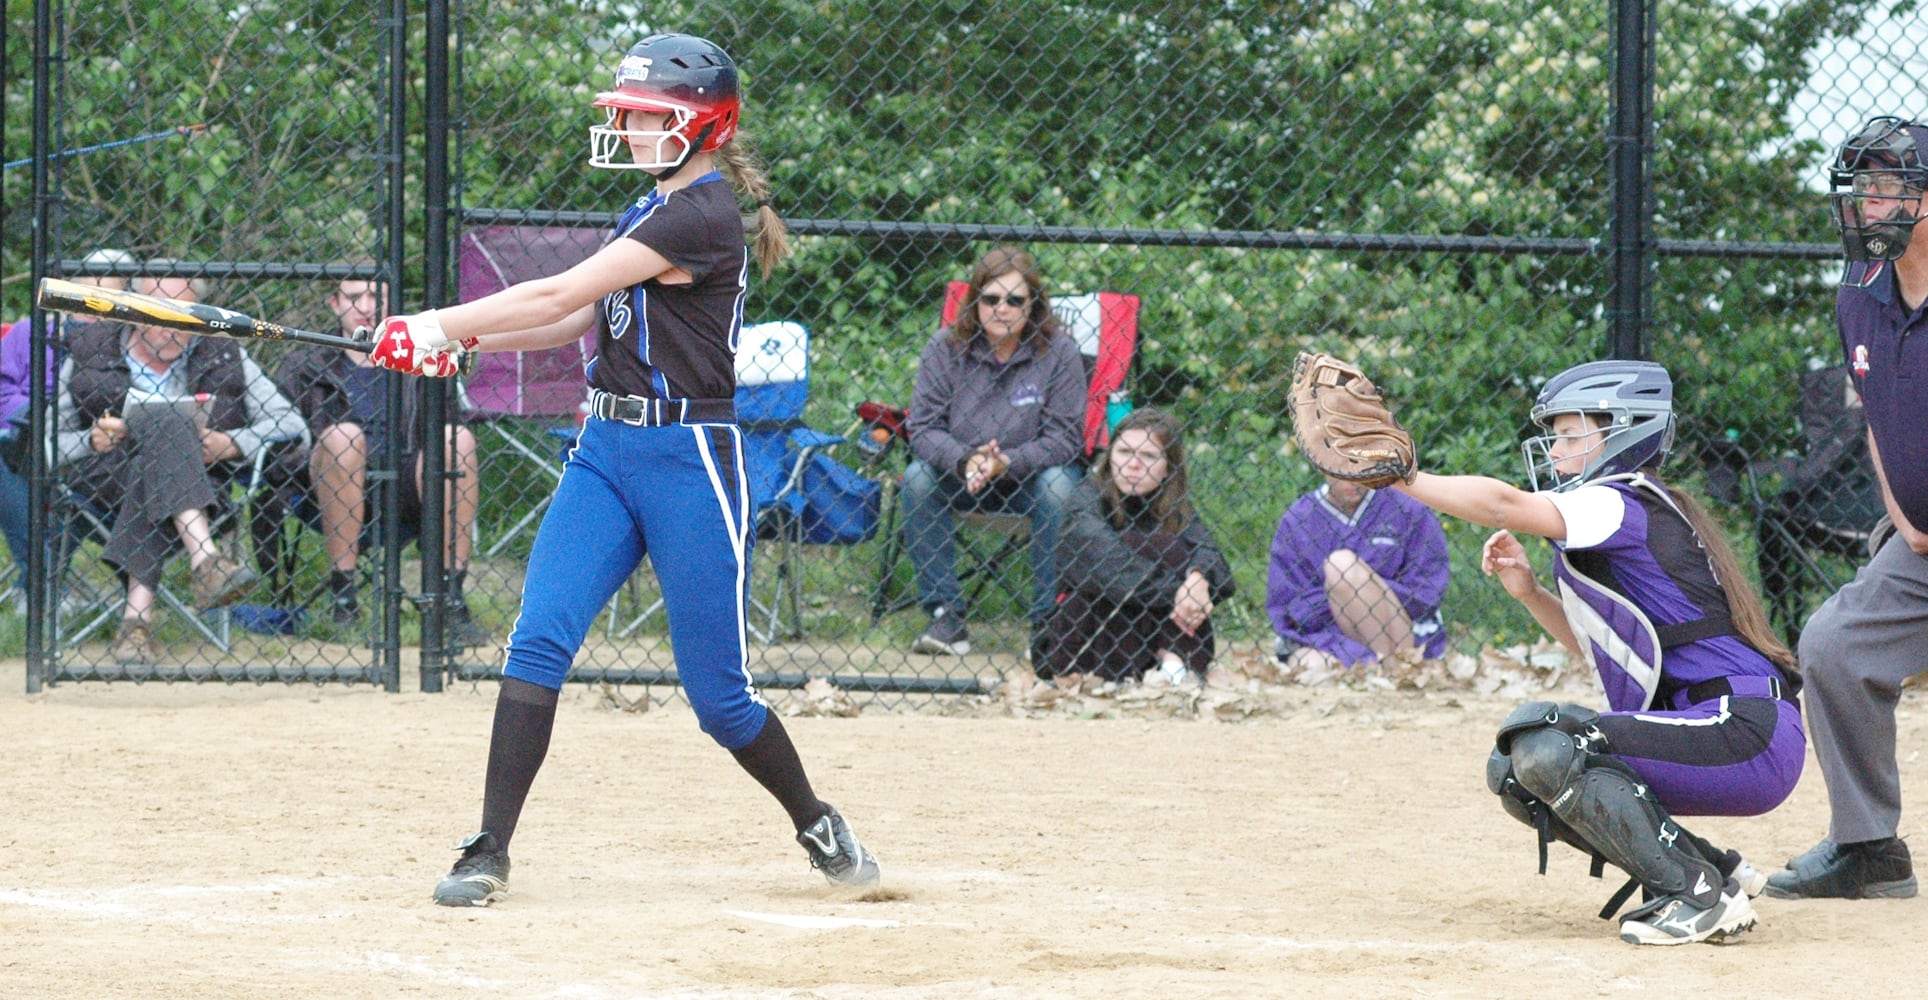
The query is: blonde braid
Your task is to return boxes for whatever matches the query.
[716,135,791,279]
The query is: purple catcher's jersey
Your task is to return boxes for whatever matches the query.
[1547,476,1779,709]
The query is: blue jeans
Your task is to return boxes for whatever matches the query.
[901,459,1081,621]
[0,453,27,577]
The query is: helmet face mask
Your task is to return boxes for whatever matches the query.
[589,34,741,176]
[1520,360,1677,493]
[590,101,697,173]
[1829,116,1928,262]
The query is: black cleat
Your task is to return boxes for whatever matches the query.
[1764,837,1917,900]
[796,804,881,889]
[433,831,511,907]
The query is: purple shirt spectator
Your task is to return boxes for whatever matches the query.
[1267,483,1451,663]
[0,316,60,425]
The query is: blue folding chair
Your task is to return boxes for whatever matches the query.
[605,321,879,643]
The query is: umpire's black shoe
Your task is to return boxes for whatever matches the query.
[1764,836,1917,900]
[797,804,881,889]
[433,831,511,907]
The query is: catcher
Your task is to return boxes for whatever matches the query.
[1289,353,1804,946]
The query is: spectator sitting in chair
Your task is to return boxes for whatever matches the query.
[54,268,307,665]
[903,244,1085,655]
[270,274,489,647]
[1035,408,1235,686]
[1,248,137,611]
[1267,471,1451,672]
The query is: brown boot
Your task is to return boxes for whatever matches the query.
[192,555,259,610]
[112,619,162,665]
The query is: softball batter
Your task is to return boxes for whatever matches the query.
[367,32,880,906]
[1394,359,1804,945]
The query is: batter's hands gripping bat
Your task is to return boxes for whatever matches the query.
[35,276,370,352]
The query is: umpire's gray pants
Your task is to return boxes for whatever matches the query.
[1799,531,1928,843]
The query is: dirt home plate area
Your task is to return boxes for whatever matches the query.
[2,654,1923,999]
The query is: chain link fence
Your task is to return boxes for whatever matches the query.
[6,0,1920,701]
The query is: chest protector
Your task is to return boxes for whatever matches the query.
[1553,474,1734,713]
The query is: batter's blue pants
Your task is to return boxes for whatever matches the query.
[502,417,768,749]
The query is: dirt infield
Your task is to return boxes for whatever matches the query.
[3,657,1923,999]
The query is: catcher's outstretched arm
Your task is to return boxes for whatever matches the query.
[1394,471,1568,541]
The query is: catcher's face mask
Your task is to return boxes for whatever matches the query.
[1829,116,1928,263]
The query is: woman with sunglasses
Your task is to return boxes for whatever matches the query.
[1034,407,1234,686]
[903,244,1087,658]
[364,33,880,907]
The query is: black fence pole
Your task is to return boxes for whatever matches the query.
[1608,0,1656,361]
[23,0,53,693]
[419,0,451,693]
[377,0,408,694]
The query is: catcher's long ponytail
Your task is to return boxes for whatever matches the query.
[716,135,789,279]
[1662,482,1798,674]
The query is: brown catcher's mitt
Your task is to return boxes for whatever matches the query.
[1289,351,1417,488]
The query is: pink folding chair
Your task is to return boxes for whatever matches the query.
[456,225,603,558]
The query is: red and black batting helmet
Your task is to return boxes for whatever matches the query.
[589,33,741,176]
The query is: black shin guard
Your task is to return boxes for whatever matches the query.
[479,678,560,853]
[728,711,824,832]
[1511,727,1724,910]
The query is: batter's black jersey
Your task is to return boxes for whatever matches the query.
[587,171,748,403]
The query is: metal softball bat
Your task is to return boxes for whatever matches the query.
[35,276,369,352]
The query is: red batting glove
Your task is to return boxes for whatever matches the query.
[368,312,449,373]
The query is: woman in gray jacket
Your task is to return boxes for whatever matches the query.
[903,245,1087,655]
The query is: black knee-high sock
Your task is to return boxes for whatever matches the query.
[728,711,825,832]
[480,678,559,853]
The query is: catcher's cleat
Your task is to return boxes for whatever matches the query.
[433,831,511,907]
[1729,857,1769,899]
[797,804,881,889]
[1618,878,1756,946]
[1763,836,1917,900]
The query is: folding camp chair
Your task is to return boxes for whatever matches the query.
[866,283,1141,624]
[1699,365,1884,632]
[456,225,604,559]
[605,321,879,643]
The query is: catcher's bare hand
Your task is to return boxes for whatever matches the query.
[1289,351,1417,489]
[1481,529,1540,601]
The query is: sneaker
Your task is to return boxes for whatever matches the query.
[911,606,970,656]
[432,832,511,907]
[111,619,162,666]
[191,555,258,610]
[1763,837,1917,900]
[328,571,360,626]
[796,803,881,889]
[444,601,494,650]
[1618,878,1757,946]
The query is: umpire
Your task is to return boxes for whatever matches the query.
[1766,115,1928,900]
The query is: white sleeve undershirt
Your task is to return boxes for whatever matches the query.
[1544,485,1628,550]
